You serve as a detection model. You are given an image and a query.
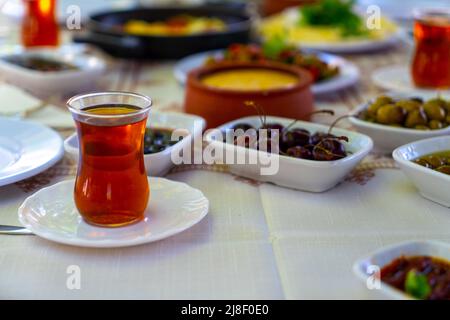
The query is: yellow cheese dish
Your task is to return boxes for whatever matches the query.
[260,10,398,44]
[201,69,299,91]
[123,16,227,36]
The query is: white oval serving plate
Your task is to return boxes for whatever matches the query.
[259,7,402,54]
[371,65,450,98]
[173,49,360,95]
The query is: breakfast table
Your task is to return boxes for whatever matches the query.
[0,26,449,299]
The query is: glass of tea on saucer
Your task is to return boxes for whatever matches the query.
[412,8,450,89]
[67,92,152,227]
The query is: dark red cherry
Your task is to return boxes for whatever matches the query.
[310,132,336,145]
[259,122,284,138]
[260,122,284,131]
[312,138,346,161]
[286,146,313,159]
[281,128,310,150]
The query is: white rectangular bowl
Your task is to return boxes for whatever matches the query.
[64,111,205,177]
[349,97,450,154]
[0,47,106,98]
[205,116,373,192]
[353,240,450,300]
[393,136,450,207]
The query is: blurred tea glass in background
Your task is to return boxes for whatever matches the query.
[68,92,152,227]
[412,7,450,89]
[21,0,59,47]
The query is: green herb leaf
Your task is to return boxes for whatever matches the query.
[262,35,288,59]
[405,269,431,300]
[299,0,368,37]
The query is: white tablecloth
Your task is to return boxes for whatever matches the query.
[1,167,449,299]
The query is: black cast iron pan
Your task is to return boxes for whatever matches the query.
[73,3,252,59]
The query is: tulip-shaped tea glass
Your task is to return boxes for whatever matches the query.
[412,8,450,88]
[68,92,152,227]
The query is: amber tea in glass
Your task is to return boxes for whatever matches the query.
[68,92,152,227]
[412,8,450,89]
[22,0,59,47]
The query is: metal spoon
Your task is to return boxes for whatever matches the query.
[0,225,34,235]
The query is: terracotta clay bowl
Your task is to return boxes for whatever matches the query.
[184,62,314,129]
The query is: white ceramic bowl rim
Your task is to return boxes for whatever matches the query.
[392,135,450,182]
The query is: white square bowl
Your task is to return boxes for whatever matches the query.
[353,240,450,300]
[349,96,450,154]
[0,47,107,98]
[393,136,450,208]
[204,116,373,192]
[64,111,205,176]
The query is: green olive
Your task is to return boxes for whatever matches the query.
[359,110,372,121]
[415,158,432,168]
[367,96,394,117]
[436,165,450,175]
[414,151,450,173]
[405,108,428,128]
[374,95,394,105]
[423,101,446,121]
[396,99,421,112]
[365,96,450,129]
[425,155,445,168]
[429,120,444,130]
[414,124,430,130]
[410,97,424,103]
[376,104,406,124]
[427,97,447,108]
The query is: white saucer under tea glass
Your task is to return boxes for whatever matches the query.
[18,177,209,248]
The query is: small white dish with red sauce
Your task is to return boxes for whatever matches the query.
[353,240,450,300]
